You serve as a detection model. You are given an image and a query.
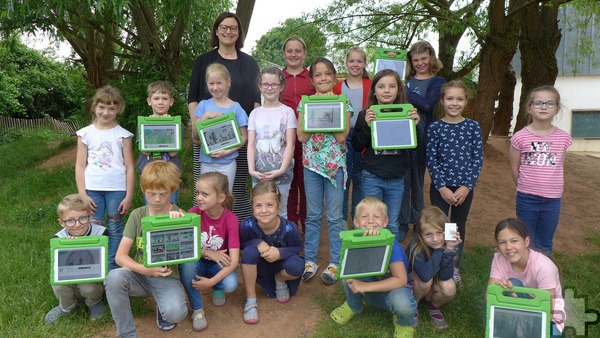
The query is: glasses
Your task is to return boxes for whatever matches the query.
[259,83,281,89]
[530,100,557,109]
[61,215,90,227]
[218,24,239,33]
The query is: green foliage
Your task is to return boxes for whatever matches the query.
[1,0,231,102]
[251,16,328,69]
[0,129,194,336]
[0,35,86,120]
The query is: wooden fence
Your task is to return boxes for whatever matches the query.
[0,116,85,135]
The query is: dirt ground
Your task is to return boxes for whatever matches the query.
[41,136,600,337]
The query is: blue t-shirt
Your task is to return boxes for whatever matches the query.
[389,240,409,273]
[194,98,248,164]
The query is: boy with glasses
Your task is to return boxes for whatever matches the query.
[45,194,109,324]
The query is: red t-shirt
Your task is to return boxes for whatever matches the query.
[188,206,240,252]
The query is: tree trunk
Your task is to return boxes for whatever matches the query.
[514,1,562,133]
[492,65,517,136]
[473,0,523,143]
[236,0,256,46]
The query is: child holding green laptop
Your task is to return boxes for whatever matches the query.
[45,194,109,324]
[104,160,188,336]
[137,81,182,205]
[330,197,417,337]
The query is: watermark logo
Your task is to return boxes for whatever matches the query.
[563,287,600,336]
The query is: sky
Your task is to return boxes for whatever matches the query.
[241,0,333,53]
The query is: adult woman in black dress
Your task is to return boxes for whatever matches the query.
[188,11,261,220]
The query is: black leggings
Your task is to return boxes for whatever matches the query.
[429,185,474,268]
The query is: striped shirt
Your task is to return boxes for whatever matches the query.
[511,126,572,198]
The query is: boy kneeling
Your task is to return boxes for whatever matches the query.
[104,161,187,337]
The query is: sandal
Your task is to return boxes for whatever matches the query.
[243,301,259,324]
[394,315,416,338]
[275,280,290,303]
[330,301,356,325]
[428,307,448,330]
[302,261,319,281]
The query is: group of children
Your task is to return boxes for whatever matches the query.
[46,37,570,337]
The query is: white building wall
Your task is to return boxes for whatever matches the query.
[512,75,600,152]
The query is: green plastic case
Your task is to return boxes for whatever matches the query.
[486,284,552,338]
[50,236,108,285]
[337,228,395,279]
[141,213,201,267]
[373,47,408,79]
[301,94,347,133]
[195,113,242,155]
[137,116,182,153]
[370,104,417,150]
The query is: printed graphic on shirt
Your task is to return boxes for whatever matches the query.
[201,225,224,251]
[92,141,114,171]
[523,142,556,167]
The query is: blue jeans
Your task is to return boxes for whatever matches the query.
[104,268,187,338]
[516,192,561,255]
[343,128,363,221]
[362,170,405,242]
[179,259,238,310]
[343,277,416,326]
[87,190,126,270]
[303,168,344,264]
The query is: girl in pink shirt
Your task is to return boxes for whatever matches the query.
[509,86,571,255]
[488,218,565,337]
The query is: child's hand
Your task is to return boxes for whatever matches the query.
[362,228,380,237]
[495,278,515,290]
[118,197,132,215]
[205,249,232,268]
[249,170,266,181]
[262,169,283,181]
[169,210,185,218]
[346,278,368,294]
[210,149,232,159]
[202,111,223,120]
[82,194,97,213]
[439,187,458,205]
[256,241,270,253]
[445,231,462,250]
[150,266,173,277]
[192,276,214,291]
[260,246,281,263]
[386,51,397,58]
[365,108,376,127]
[408,108,420,124]
[453,186,471,206]
[150,113,170,117]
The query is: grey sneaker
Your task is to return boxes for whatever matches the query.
[45,306,71,324]
[192,308,208,331]
[89,300,107,320]
[212,290,226,306]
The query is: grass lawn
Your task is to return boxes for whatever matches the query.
[0,129,598,337]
